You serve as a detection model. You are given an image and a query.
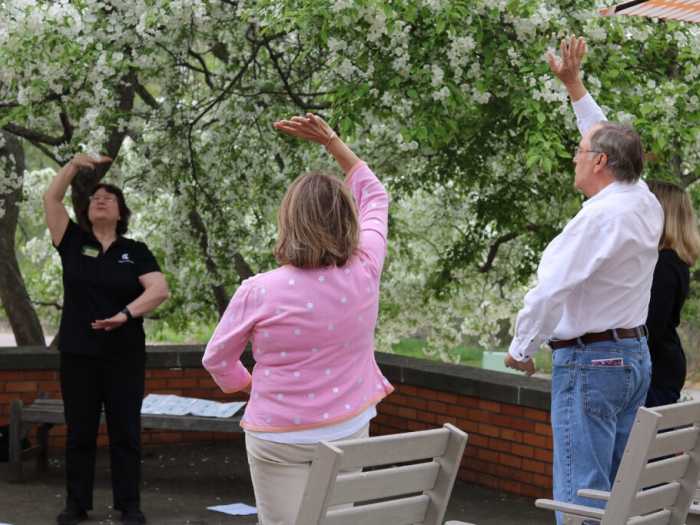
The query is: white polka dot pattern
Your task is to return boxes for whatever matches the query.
[199,164,393,432]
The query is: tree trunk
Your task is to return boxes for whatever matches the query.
[71,69,138,228]
[0,132,46,346]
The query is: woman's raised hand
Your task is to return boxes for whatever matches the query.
[70,152,113,170]
[274,113,335,146]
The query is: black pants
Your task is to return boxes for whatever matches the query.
[60,352,145,512]
[645,385,680,408]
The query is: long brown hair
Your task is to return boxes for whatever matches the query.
[275,171,360,268]
[647,180,700,266]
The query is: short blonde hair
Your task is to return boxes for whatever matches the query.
[648,179,700,266]
[275,171,360,268]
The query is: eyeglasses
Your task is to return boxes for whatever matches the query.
[574,146,603,157]
[89,196,115,203]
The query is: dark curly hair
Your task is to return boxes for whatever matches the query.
[78,183,131,236]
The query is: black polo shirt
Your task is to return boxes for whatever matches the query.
[55,220,162,361]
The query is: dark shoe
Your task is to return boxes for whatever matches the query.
[121,509,147,525]
[56,506,88,525]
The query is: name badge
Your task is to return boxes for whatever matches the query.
[82,245,100,258]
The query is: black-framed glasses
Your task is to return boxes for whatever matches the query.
[574,146,603,157]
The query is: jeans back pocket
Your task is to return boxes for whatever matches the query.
[581,365,633,420]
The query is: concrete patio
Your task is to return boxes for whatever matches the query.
[0,442,553,525]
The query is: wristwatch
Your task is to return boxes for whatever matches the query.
[122,307,133,320]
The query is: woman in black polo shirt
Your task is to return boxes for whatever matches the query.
[43,153,169,525]
[645,180,700,408]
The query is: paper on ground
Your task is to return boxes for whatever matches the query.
[141,394,246,418]
[207,503,257,515]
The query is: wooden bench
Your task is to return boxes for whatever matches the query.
[8,392,243,483]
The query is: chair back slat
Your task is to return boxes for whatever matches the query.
[630,482,680,516]
[334,428,451,470]
[625,508,673,525]
[637,454,690,488]
[323,494,430,525]
[328,461,440,506]
[648,427,700,459]
[654,400,700,431]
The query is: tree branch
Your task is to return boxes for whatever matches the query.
[133,77,160,110]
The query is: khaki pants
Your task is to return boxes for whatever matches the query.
[245,423,370,525]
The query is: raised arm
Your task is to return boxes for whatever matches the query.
[274,114,360,175]
[547,35,588,102]
[548,34,607,135]
[43,153,113,246]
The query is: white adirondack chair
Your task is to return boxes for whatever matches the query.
[535,400,700,525]
[294,423,468,525]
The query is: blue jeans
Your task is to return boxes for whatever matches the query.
[550,335,651,525]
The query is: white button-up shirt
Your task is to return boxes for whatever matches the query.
[508,94,664,361]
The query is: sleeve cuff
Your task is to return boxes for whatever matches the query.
[344,161,366,185]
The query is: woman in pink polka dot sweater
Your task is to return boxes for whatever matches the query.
[202,113,394,525]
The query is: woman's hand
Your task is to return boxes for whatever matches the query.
[70,152,113,170]
[91,312,127,332]
[274,113,335,146]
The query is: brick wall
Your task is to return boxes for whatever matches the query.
[371,383,552,498]
[0,346,553,498]
[0,358,248,450]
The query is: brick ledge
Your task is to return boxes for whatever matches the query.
[0,345,551,411]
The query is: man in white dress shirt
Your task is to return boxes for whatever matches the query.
[504,36,663,524]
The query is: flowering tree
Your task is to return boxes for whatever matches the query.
[1,0,699,357]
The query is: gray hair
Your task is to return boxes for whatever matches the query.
[588,121,644,183]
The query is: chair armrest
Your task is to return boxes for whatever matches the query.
[577,489,611,501]
[535,498,605,519]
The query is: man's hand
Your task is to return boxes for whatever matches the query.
[504,353,536,377]
[547,34,588,102]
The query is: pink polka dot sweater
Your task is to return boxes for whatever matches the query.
[203,162,394,432]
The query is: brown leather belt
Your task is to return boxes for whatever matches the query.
[548,326,647,351]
